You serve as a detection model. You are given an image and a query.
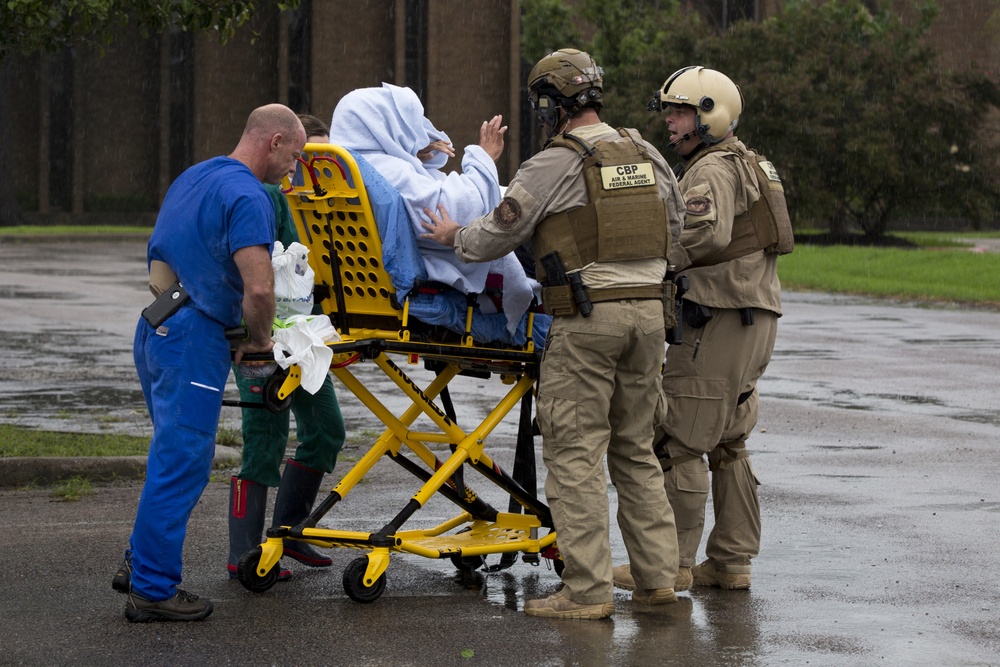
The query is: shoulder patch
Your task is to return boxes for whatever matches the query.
[493,197,521,230]
[685,196,712,216]
[758,160,781,183]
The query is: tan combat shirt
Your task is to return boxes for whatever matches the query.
[454,122,685,290]
[670,137,782,315]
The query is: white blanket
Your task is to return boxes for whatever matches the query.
[272,315,340,395]
[330,83,534,333]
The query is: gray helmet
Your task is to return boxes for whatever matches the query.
[648,66,744,145]
[527,48,604,129]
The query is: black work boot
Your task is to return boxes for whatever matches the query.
[228,477,293,581]
[228,477,267,577]
[272,459,332,567]
[125,589,213,623]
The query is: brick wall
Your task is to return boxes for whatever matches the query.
[8,0,994,220]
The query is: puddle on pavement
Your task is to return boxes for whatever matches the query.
[870,392,947,407]
[765,377,997,426]
[953,412,1000,426]
[902,336,997,347]
[807,473,877,479]
[772,348,840,360]
[860,315,906,323]
[0,386,150,437]
[0,288,76,300]
[815,444,883,451]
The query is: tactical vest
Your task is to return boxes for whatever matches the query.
[531,128,671,280]
[686,143,794,267]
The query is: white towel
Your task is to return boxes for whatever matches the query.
[330,83,534,333]
[271,315,340,394]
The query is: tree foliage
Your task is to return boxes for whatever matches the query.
[0,0,297,59]
[579,0,712,145]
[520,0,1000,235]
[521,0,581,63]
[704,0,999,235]
[521,0,711,147]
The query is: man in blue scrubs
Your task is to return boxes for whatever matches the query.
[118,104,306,623]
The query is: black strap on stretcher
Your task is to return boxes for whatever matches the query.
[430,363,540,573]
[483,390,538,572]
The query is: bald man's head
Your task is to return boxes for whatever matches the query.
[231,104,307,184]
[242,104,301,142]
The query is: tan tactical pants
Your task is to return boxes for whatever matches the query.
[660,306,777,573]
[537,299,679,605]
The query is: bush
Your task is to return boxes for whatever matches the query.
[704,0,1000,236]
[520,0,1000,236]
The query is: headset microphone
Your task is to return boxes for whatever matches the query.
[668,131,698,150]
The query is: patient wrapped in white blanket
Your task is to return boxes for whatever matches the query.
[329,83,537,337]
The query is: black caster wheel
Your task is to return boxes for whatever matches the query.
[237,546,279,593]
[553,557,565,578]
[263,372,292,413]
[343,556,386,603]
[449,553,486,572]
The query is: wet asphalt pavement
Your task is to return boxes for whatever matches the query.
[1,239,999,666]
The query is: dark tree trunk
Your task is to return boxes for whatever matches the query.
[0,59,22,226]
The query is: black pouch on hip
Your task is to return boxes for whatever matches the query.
[141,281,189,328]
[682,300,713,329]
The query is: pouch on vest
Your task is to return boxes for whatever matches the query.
[532,129,670,274]
[751,155,794,255]
[687,145,794,267]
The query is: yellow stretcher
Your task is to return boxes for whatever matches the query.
[236,144,560,602]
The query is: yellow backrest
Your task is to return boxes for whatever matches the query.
[284,143,403,337]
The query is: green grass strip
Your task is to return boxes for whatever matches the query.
[778,245,1000,306]
[0,424,149,457]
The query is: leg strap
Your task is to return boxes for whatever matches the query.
[660,453,702,471]
[709,439,749,471]
[653,434,703,471]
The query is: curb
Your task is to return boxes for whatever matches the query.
[0,446,241,488]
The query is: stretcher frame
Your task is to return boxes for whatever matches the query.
[236,144,559,602]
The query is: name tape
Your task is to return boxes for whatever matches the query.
[601,163,656,190]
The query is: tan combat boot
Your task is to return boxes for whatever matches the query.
[523,591,614,619]
[631,587,677,605]
[691,560,751,590]
[612,563,692,592]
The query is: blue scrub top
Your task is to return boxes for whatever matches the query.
[148,156,275,327]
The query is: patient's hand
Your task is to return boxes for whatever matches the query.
[480,115,507,162]
[417,140,455,162]
[420,204,461,247]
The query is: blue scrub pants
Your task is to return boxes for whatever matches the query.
[128,306,230,601]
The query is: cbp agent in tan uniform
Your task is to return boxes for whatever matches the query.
[615,66,792,592]
[421,49,686,620]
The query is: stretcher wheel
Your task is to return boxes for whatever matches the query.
[450,554,485,572]
[343,556,386,603]
[263,373,292,413]
[237,546,279,593]
[447,526,484,572]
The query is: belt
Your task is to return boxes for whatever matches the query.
[587,285,664,303]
